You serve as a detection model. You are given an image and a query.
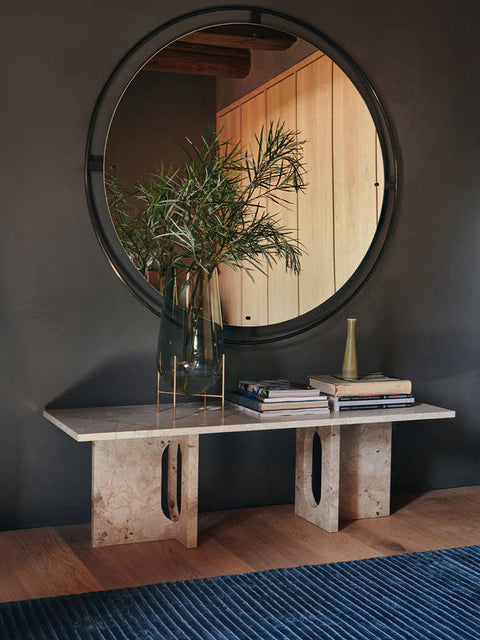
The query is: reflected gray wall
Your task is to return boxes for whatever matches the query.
[216,38,316,110]
[106,71,216,187]
[0,0,479,530]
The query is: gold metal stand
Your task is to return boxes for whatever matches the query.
[157,353,226,419]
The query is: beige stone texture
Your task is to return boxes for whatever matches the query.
[92,435,198,548]
[339,423,392,520]
[44,403,454,442]
[295,425,341,532]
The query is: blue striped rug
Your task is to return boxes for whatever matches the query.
[2,545,480,639]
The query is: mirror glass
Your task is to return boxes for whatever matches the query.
[104,24,384,328]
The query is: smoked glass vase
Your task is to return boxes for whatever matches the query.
[157,268,224,395]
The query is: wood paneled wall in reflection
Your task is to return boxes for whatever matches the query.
[266,74,298,324]
[216,107,243,325]
[297,54,335,315]
[240,93,268,327]
[333,64,378,290]
[217,51,383,327]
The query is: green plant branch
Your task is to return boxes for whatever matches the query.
[105,121,307,282]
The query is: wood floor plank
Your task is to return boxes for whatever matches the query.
[0,527,101,602]
[57,522,254,591]
[2,486,480,604]
[203,504,386,570]
[342,487,480,555]
[259,505,379,562]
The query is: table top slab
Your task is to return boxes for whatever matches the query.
[43,402,455,442]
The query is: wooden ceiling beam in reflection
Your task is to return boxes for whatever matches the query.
[144,42,251,78]
[180,25,297,51]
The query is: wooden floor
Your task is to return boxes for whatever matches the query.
[2,485,480,604]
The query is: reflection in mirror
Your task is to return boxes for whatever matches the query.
[104,24,384,328]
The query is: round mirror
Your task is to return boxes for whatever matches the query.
[86,8,397,344]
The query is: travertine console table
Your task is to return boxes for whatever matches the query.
[43,403,454,548]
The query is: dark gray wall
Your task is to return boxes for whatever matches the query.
[105,71,216,186]
[1,0,479,530]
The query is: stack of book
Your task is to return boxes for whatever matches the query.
[308,373,414,412]
[226,380,329,416]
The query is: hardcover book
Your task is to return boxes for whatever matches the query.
[238,380,322,399]
[308,373,412,397]
[329,395,415,411]
[227,391,329,412]
[334,402,415,412]
[232,404,331,418]
[240,390,328,403]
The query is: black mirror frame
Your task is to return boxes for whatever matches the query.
[85,6,398,345]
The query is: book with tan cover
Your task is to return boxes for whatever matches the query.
[308,373,412,397]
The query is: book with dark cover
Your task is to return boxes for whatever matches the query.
[332,394,414,402]
[240,390,328,403]
[232,403,331,418]
[329,395,415,410]
[238,380,321,399]
[309,373,412,397]
[333,402,416,412]
[227,391,329,412]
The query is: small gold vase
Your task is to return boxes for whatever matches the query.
[342,318,358,380]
